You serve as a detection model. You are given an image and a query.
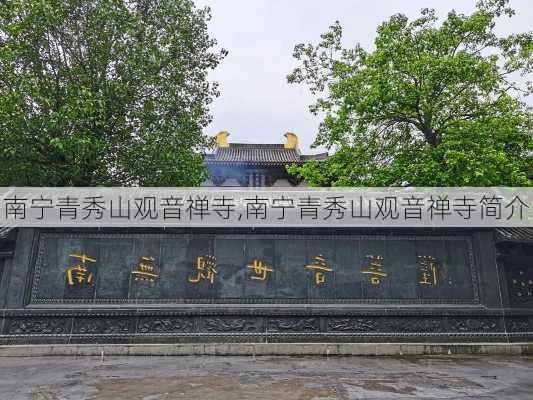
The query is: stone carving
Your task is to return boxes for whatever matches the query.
[8,319,67,335]
[450,318,497,332]
[2,229,529,345]
[268,318,318,332]
[203,318,257,332]
[327,318,377,332]
[138,318,194,333]
[507,318,531,332]
[507,267,533,306]
[384,318,442,333]
[73,318,130,334]
[29,233,478,305]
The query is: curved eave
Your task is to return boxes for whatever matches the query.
[495,227,533,244]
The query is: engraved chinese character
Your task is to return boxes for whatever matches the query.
[418,255,438,285]
[189,255,217,284]
[66,253,96,286]
[305,255,333,284]
[361,255,386,285]
[131,256,159,282]
[247,259,273,281]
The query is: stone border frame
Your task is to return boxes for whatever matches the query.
[28,232,480,306]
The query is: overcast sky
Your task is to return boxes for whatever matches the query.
[195,0,532,153]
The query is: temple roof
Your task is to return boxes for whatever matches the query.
[206,143,327,165]
[205,132,328,166]
[495,227,533,243]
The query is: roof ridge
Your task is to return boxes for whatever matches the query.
[228,143,286,148]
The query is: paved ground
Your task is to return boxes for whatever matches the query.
[1,355,532,400]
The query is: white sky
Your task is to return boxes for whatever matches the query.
[195,0,532,153]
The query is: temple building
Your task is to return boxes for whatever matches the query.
[203,131,328,187]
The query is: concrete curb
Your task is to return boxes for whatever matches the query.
[0,343,532,357]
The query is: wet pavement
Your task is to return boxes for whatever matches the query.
[1,355,532,399]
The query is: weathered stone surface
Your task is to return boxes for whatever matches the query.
[0,227,531,344]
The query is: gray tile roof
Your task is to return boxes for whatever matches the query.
[206,143,327,165]
[0,227,11,239]
[495,227,533,243]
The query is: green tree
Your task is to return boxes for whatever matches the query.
[288,0,532,186]
[0,0,226,186]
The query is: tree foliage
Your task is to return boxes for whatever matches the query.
[288,0,532,186]
[0,0,226,186]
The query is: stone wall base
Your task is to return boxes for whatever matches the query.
[1,342,532,357]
